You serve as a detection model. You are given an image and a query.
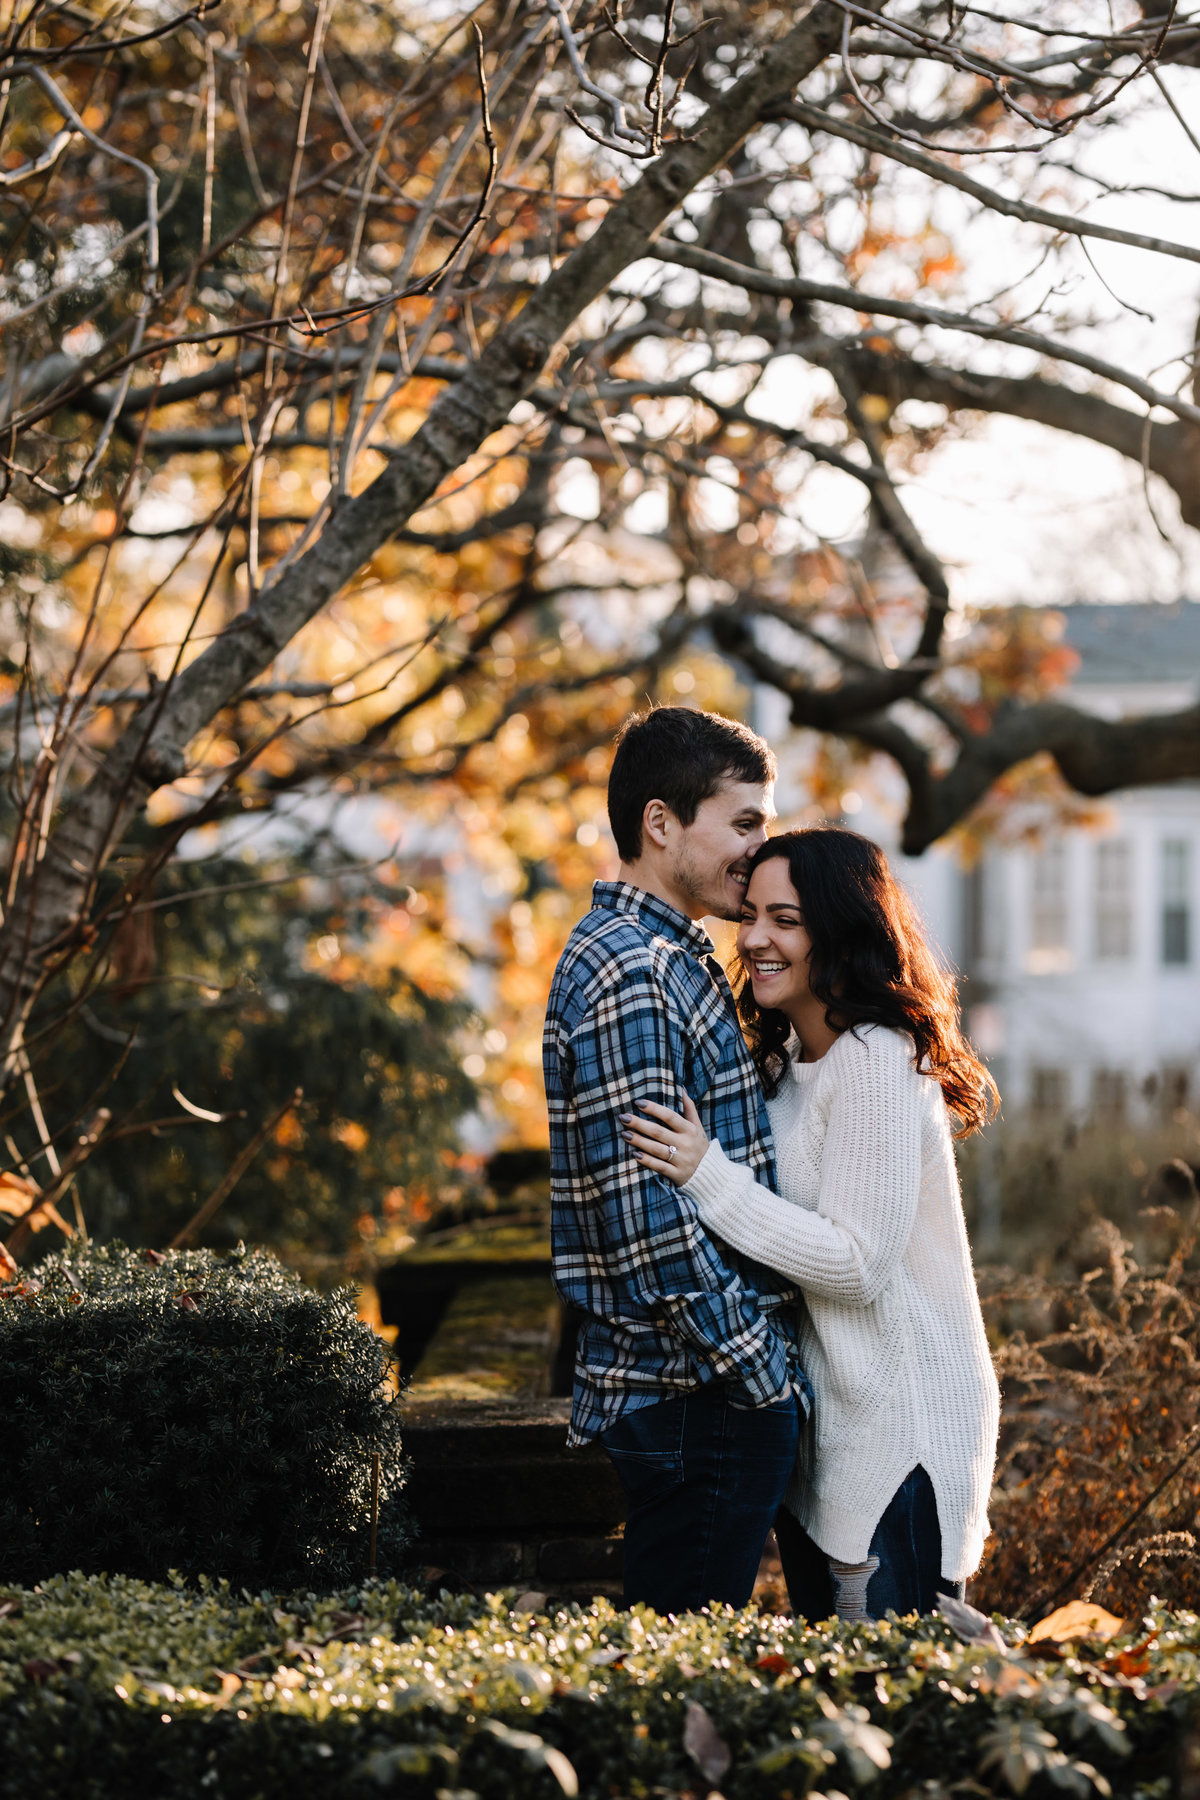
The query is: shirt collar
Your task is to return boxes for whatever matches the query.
[591,880,714,958]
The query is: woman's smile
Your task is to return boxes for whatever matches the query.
[736,858,815,1016]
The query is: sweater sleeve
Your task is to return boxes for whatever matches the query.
[685,1029,924,1307]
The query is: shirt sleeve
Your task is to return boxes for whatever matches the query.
[567,961,791,1408]
[684,1030,923,1308]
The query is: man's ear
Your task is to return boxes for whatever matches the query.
[642,798,672,850]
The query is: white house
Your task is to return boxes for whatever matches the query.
[763,601,1200,1121]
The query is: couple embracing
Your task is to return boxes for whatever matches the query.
[543,707,1000,1623]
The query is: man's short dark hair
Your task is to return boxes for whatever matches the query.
[607,707,776,862]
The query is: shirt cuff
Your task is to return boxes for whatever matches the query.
[729,1337,792,1409]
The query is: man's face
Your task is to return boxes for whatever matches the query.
[669,779,775,920]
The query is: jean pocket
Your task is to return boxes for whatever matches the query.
[601,1400,687,1508]
[604,1442,685,1508]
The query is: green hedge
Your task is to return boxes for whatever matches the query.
[0,1243,409,1590]
[0,1572,1191,1799]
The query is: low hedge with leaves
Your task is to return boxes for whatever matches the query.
[0,1572,1195,1800]
[0,1243,409,1591]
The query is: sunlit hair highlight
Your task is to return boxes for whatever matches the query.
[735,827,998,1137]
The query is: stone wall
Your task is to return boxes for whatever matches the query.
[402,1397,625,1601]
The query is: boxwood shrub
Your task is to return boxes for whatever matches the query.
[0,1243,409,1590]
[0,1572,1192,1799]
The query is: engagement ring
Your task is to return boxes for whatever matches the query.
[667,1145,676,1162]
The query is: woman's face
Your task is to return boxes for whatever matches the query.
[736,857,815,1014]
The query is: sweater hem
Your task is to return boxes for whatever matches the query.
[785,1465,989,1584]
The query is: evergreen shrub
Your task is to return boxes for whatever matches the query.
[0,1243,409,1590]
[0,1573,1192,1799]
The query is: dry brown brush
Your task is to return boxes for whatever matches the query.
[974,1159,1200,1621]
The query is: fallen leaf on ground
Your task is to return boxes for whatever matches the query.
[201,1671,243,1709]
[1028,1602,1126,1647]
[1110,1636,1156,1677]
[22,1658,61,1682]
[683,1699,732,1786]
[937,1593,1008,1651]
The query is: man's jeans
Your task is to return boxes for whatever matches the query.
[774,1464,965,1622]
[600,1387,801,1614]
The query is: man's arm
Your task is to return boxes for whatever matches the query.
[567,962,792,1408]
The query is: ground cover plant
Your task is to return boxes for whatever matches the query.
[0,1243,410,1591]
[0,1572,1190,1800]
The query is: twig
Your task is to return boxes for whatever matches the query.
[168,1087,303,1248]
[652,237,1200,429]
[775,101,1200,269]
[3,1109,111,1256]
[369,1451,381,1577]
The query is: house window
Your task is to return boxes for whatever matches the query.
[1091,1068,1128,1123]
[1030,842,1069,959]
[1094,840,1133,961]
[1162,839,1191,965]
[962,862,985,971]
[1030,1067,1068,1116]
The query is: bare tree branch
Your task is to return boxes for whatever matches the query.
[776,100,1200,269]
[653,238,1200,429]
[836,344,1200,526]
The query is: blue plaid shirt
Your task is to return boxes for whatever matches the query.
[544,880,805,1445]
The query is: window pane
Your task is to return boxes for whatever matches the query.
[1031,1067,1068,1116]
[1091,1068,1128,1122]
[1164,909,1190,964]
[1163,840,1191,966]
[1031,842,1068,952]
[1095,840,1132,961]
[1164,839,1190,904]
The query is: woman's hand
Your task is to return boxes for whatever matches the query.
[621,1094,710,1186]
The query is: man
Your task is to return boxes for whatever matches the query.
[543,706,806,1615]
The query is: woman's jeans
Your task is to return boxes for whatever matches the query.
[600,1386,801,1614]
[774,1465,965,1623]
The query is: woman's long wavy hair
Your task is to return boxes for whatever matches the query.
[735,827,998,1136]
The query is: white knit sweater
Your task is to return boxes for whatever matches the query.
[685,1024,999,1581]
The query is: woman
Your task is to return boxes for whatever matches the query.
[622,827,1000,1624]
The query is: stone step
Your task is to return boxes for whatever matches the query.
[402,1397,625,1600]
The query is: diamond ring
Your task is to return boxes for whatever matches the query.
[667,1145,677,1163]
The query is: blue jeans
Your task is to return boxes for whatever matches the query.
[601,1386,801,1614]
[775,1465,965,1622]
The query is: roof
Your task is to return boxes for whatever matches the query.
[1059,601,1200,685]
